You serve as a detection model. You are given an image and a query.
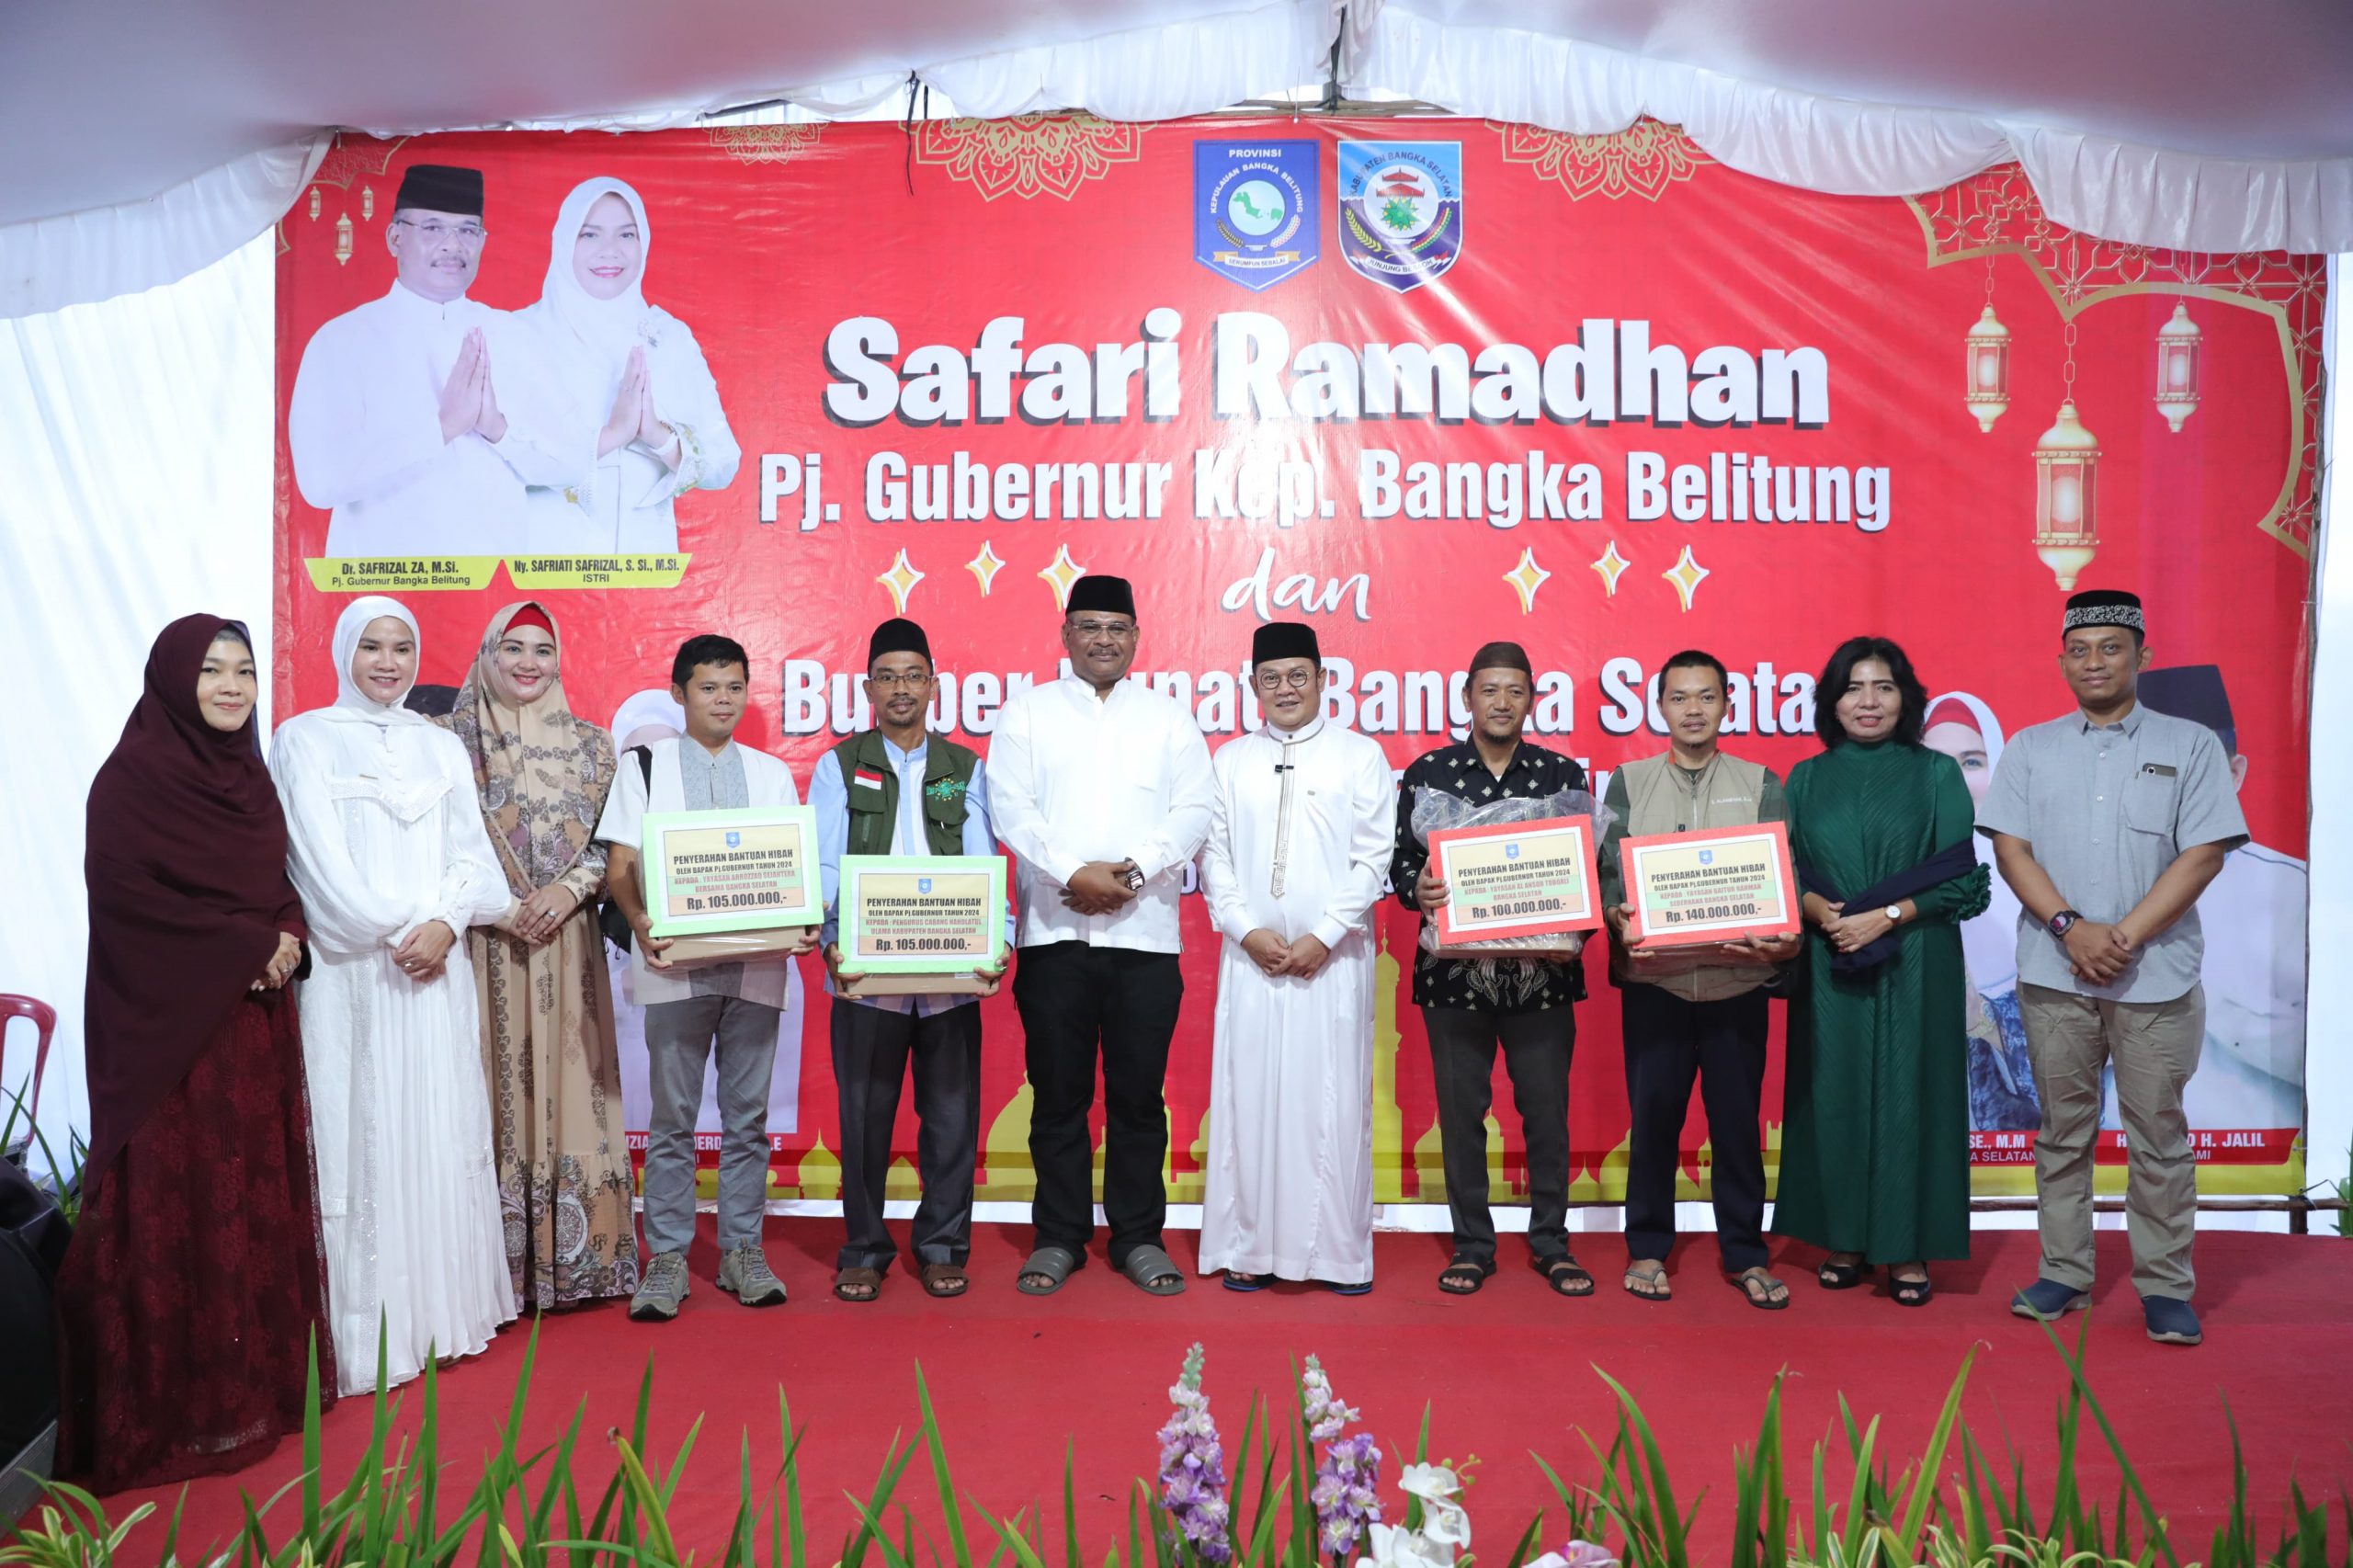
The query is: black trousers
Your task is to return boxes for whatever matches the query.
[1014,942,1185,1267]
[1620,983,1771,1272]
[1422,1006,1574,1265]
[832,997,984,1271]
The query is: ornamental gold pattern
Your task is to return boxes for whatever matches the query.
[705,121,826,166]
[915,113,1151,201]
[1489,118,1713,202]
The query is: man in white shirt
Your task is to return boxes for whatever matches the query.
[597,635,821,1321]
[990,575,1215,1297]
[812,618,1007,1303]
[289,163,585,558]
[1199,623,1395,1293]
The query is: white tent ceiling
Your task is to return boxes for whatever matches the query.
[6,0,2353,315]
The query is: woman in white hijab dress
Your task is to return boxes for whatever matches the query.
[270,597,518,1394]
[520,177,739,555]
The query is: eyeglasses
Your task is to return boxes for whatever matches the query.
[394,218,487,247]
[868,672,932,690]
[1070,620,1138,638]
[1254,669,1319,691]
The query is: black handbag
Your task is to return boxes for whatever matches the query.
[598,745,655,954]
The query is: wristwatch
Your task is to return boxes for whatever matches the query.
[1120,862,1146,892]
[1882,903,1903,922]
[2048,908,2083,937]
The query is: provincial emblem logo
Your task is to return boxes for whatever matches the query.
[1336,141,1463,293]
[1194,140,1319,290]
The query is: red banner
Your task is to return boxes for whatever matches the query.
[275,117,2318,1200]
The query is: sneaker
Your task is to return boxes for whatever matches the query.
[718,1244,789,1307]
[630,1252,689,1322]
[2010,1278,2091,1321]
[2143,1295,2203,1346]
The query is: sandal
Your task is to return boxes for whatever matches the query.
[1325,1278,1373,1297]
[1623,1260,1671,1302]
[834,1267,883,1303]
[1534,1254,1596,1297]
[1016,1244,1084,1296]
[1118,1244,1188,1297]
[1437,1256,1495,1295]
[1890,1267,1933,1308]
[919,1262,969,1299]
[1222,1270,1274,1292]
[1817,1256,1872,1290]
[1733,1267,1790,1312]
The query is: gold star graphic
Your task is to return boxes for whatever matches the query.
[1590,540,1631,597]
[875,549,925,614]
[1502,548,1552,614]
[964,540,1006,596]
[1661,545,1711,612]
[1037,542,1088,611]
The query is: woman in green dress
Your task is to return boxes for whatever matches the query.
[1779,637,1989,1307]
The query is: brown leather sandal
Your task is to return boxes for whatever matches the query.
[834,1267,883,1303]
[920,1262,970,1299]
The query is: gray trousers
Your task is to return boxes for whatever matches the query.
[642,994,780,1259]
[2019,982,2204,1300]
[1422,1006,1575,1265]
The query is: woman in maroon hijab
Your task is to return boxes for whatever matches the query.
[55,616,335,1492]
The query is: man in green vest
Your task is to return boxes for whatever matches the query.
[1598,649,1800,1310]
[813,617,1007,1304]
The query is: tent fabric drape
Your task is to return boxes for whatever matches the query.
[1345,3,2353,253]
[0,137,327,322]
[10,0,2353,319]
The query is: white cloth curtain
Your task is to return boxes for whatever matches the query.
[0,137,327,322]
[1347,2,2353,254]
[0,235,278,1153]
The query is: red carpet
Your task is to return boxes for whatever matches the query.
[87,1222,2353,1559]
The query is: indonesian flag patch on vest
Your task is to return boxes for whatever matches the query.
[853,767,887,792]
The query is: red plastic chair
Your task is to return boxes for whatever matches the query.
[0,994,55,1125]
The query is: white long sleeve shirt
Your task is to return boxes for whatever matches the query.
[290,282,589,558]
[989,675,1214,953]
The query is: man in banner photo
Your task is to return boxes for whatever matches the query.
[2132,665,2305,1134]
[1598,649,1799,1311]
[1198,623,1395,1294]
[289,164,587,560]
[812,617,1006,1305]
[1984,591,2247,1350]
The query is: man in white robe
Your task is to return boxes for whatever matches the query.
[1199,622,1396,1291]
[289,164,585,559]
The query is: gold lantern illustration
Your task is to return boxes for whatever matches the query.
[2033,397,2100,589]
[307,186,321,222]
[1965,305,2011,432]
[2154,302,2201,432]
[361,183,375,222]
[334,210,354,266]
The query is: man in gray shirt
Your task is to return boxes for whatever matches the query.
[1978,589,2246,1346]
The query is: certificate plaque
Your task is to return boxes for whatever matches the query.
[835,854,1007,997]
[640,806,821,964]
[1620,822,1801,949]
[1427,814,1603,951]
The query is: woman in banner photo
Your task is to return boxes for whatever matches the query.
[519,176,740,556]
[272,596,519,1394]
[1778,637,1989,1308]
[435,602,640,1310]
[55,616,331,1492]
[1923,691,2040,1133]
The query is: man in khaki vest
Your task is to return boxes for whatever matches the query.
[812,618,1006,1303]
[1598,649,1799,1309]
